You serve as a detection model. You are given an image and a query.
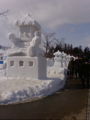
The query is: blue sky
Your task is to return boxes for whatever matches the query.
[56,23,90,47]
[0,0,90,48]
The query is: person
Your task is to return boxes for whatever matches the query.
[68,57,75,78]
[83,61,90,88]
[78,58,90,88]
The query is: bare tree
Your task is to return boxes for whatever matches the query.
[43,32,57,57]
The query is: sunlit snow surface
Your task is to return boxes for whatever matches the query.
[0,68,66,105]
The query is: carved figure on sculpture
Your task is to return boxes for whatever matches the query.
[27,31,42,57]
[8,33,24,48]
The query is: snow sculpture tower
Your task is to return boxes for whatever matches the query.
[5,14,47,80]
[61,52,67,68]
[54,50,62,67]
[27,31,41,57]
[47,50,65,77]
[16,14,41,47]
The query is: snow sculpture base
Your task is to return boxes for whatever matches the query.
[6,56,46,79]
[0,76,65,105]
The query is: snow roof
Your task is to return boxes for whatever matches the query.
[15,14,41,30]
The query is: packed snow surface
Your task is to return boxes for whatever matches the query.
[0,69,65,105]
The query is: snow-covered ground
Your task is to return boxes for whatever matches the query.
[0,71,65,105]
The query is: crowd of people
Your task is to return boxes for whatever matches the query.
[67,57,90,88]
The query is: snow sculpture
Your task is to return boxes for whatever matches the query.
[61,52,67,68]
[54,51,67,68]
[7,14,42,57]
[0,14,66,105]
[8,33,16,48]
[16,14,41,42]
[5,14,47,80]
[54,50,62,67]
[47,51,65,77]
[27,31,42,57]
[8,33,25,48]
[47,50,70,77]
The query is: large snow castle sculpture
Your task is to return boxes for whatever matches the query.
[4,14,46,79]
[0,14,65,105]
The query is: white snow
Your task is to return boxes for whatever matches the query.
[15,14,41,29]
[0,52,69,105]
[0,51,70,105]
[0,71,65,104]
[0,55,67,105]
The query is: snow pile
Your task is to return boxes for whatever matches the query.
[0,55,66,105]
[0,55,67,105]
[0,75,65,104]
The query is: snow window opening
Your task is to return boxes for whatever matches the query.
[10,61,14,66]
[29,61,33,66]
[19,61,24,67]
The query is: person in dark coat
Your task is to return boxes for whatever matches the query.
[68,57,75,78]
[78,58,90,88]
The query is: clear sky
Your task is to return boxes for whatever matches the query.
[0,0,90,48]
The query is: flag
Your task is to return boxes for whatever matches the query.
[0,61,3,64]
